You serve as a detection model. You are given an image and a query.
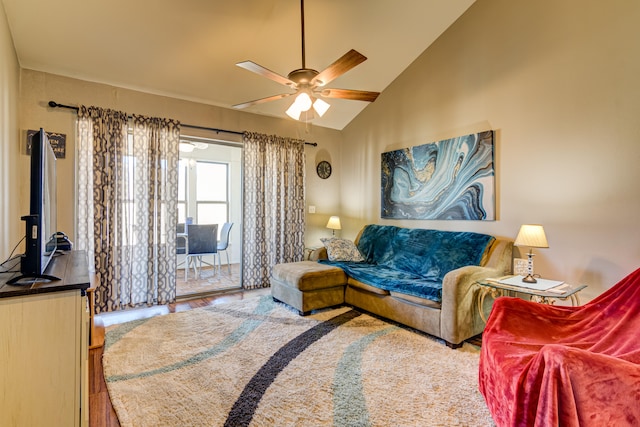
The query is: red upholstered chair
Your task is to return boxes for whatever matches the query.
[479,268,640,426]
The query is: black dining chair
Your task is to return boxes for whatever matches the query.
[176,223,187,254]
[184,224,218,280]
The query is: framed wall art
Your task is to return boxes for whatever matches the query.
[26,129,66,159]
[381,130,495,220]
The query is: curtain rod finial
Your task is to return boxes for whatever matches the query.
[47,101,79,111]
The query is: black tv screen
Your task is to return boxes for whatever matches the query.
[8,129,58,284]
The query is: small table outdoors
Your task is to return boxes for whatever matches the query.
[476,276,587,323]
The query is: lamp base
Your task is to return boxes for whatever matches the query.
[522,250,537,283]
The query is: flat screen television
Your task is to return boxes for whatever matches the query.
[8,129,59,284]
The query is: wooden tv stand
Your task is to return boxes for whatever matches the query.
[0,251,91,427]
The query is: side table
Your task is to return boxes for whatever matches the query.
[476,276,587,323]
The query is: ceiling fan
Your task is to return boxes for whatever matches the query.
[232,0,380,121]
[178,141,208,152]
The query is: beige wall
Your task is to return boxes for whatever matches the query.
[9,1,639,299]
[18,70,343,249]
[341,0,640,299]
[0,2,21,261]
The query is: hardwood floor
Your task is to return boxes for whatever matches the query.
[89,287,271,427]
[176,263,241,297]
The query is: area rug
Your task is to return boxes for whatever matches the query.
[103,295,494,426]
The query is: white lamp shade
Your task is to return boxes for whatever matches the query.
[286,92,314,120]
[514,224,549,248]
[312,98,330,117]
[326,216,341,230]
[285,103,302,120]
[286,93,331,121]
[294,92,312,111]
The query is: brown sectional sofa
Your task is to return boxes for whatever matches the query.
[271,225,513,348]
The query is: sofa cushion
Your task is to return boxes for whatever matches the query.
[357,225,495,282]
[389,291,441,309]
[320,261,444,302]
[348,278,390,295]
[320,237,364,262]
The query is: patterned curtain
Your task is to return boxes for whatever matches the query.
[242,132,306,289]
[77,106,180,313]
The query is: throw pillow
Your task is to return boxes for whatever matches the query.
[320,237,364,262]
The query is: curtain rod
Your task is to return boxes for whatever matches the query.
[47,101,318,147]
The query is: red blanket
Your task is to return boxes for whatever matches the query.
[479,268,640,426]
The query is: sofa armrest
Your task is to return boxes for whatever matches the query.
[440,265,507,345]
[441,238,513,343]
[482,238,514,271]
[309,247,328,261]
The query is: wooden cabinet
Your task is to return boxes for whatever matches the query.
[0,252,90,427]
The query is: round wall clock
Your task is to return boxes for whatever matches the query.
[316,160,332,179]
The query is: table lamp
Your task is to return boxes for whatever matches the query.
[514,224,549,283]
[326,216,341,236]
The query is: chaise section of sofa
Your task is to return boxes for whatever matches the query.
[270,261,347,315]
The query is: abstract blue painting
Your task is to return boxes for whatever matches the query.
[381,130,495,220]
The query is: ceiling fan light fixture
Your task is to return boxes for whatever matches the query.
[286,90,316,121]
[312,97,330,117]
[286,92,330,121]
[179,142,195,152]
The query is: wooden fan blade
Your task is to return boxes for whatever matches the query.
[236,61,295,87]
[311,49,367,87]
[232,93,293,109]
[320,88,380,102]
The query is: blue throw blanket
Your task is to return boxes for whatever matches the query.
[321,225,495,302]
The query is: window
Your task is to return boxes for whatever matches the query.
[178,158,229,235]
[196,161,228,226]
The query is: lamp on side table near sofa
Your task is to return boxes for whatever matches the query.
[514,224,549,283]
[326,216,341,236]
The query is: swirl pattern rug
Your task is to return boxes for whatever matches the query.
[103,296,493,426]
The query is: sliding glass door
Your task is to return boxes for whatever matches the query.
[176,136,242,297]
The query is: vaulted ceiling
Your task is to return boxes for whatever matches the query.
[2,0,475,130]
